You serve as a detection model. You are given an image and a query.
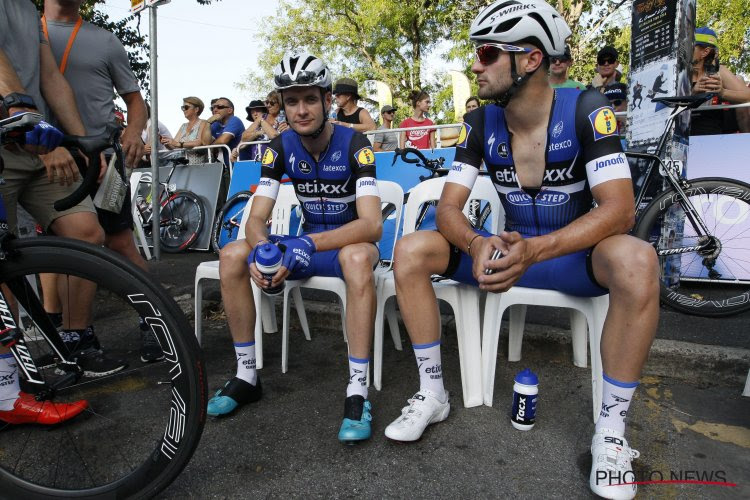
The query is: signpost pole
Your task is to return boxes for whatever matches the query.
[148,3,160,259]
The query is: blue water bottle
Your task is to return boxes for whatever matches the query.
[252,242,284,296]
[511,368,538,431]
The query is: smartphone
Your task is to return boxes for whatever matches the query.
[484,248,504,275]
[704,48,720,76]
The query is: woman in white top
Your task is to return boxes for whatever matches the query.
[163,96,212,162]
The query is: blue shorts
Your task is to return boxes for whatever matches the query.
[442,239,608,297]
[268,234,379,280]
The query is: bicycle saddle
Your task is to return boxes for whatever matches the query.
[651,93,715,109]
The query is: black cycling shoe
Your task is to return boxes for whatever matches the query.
[207,377,262,417]
[140,329,165,363]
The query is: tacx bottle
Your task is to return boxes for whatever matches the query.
[252,242,284,295]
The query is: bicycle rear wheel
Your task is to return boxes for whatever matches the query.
[211,190,252,253]
[160,190,204,253]
[0,237,206,498]
[634,177,750,317]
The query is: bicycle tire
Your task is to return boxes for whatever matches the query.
[211,190,253,253]
[160,190,204,253]
[633,177,750,317]
[0,237,207,498]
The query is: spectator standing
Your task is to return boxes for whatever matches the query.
[163,96,212,163]
[549,46,585,89]
[591,46,621,91]
[399,90,436,150]
[331,78,376,133]
[373,104,398,151]
[690,27,750,136]
[604,82,628,146]
[236,99,278,161]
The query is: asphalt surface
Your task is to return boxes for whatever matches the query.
[150,251,749,499]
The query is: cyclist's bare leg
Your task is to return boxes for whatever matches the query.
[105,228,149,272]
[219,239,256,344]
[49,212,105,330]
[591,234,660,381]
[338,243,379,359]
[39,273,61,313]
[393,231,453,345]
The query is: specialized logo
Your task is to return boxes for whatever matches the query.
[456,122,472,148]
[588,106,617,141]
[497,142,509,158]
[331,150,342,162]
[304,200,348,215]
[593,154,627,172]
[487,132,496,155]
[261,147,278,166]
[355,146,375,167]
[552,120,564,138]
[297,160,312,174]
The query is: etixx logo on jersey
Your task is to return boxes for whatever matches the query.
[588,106,617,141]
[297,160,312,174]
[261,147,277,166]
[355,146,375,167]
[456,122,472,148]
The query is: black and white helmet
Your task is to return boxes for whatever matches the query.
[273,50,332,91]
[469,0,571,56]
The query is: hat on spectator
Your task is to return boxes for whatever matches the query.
[695,27,718,47]
[603,82,627,102]
[380,104,395,114]
[333,78,361,100]
[183,96,204,115]
[245,99,268,120]
[597,46,619,62]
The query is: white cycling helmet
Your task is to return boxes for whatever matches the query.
[469,0,571,57]
[273,50,332,91]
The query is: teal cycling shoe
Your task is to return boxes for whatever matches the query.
[207,376,262,417]
[338,395,372,443]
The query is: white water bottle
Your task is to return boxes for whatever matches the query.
[511,368,538,431]
[252,242,284,295]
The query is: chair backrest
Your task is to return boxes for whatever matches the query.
[402,176,503,236]
[376,180,405,267]
[271,184,300,235]
[237,196,255,240]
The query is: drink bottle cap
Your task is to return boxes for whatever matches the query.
[254,242,282,267]
[514,368,538,386]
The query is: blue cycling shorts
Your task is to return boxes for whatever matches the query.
[268,234,379,280]
[442,239,608,297]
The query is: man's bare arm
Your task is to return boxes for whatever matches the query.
[121,91,147,168]
[39,42,85,136]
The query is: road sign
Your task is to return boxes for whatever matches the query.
[130,0,145,14]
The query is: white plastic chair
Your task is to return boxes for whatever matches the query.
[279,181,405,374]
[480,260,611,422]
[743,370,749,397]
[374,176,503,408]
[129,171,152,260]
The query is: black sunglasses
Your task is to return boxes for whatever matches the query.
[598,58,616,65]
[550,56,571,64]
[211,105,230,110]
[180,104,193,111]
[610,99,623,107]
[383,110,395,114]
[265,100,279,106]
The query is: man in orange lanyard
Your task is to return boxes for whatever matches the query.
[39,0,157,364]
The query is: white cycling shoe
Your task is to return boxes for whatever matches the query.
[589,428,640,499]
[384,389,450,442]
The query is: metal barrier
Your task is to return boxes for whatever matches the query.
[364,123,462,149]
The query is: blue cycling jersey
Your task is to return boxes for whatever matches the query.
[449,88,630,237]
[255,124,378,233]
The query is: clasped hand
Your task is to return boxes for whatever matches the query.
[471,231,534,292]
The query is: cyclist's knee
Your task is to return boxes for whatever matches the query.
[50,212,105,246]
[595,236,658,295]
[339,244,376,286]
[219,239,251,276]
[393,232,441,278]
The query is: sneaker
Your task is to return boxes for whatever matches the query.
[590,428,640,500]
[207,377,262,417]
[74,348,128,378]
[338,395,373,443]
[140,329,165,363]
[0,391,88,425]
[384,389,450,442]
[34,352,58,370]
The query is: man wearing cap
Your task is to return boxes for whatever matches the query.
[591,46,621,91]
[331,78,376,133]
[373,105,398,151]
[690,27,750,136]
[604,82,628,146]
[549,45,585,89]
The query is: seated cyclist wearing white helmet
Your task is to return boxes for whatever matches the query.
[384,1,659,498]
[210,50,383,444]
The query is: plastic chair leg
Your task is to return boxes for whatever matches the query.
[386,303,402,350]
[291,286,310,340]
[194,278,203,344]
[744,369,750,397]
[507,304,528,362]
[373,295,386,391]
[481,293,504,407]
[570,309,589,368]
[454,289,483,408]
[252,283,264,369]
[261,294,277,334]
[281,285,294,373]
[340,296,348,343]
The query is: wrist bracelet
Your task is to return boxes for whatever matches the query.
[467,234,482,255]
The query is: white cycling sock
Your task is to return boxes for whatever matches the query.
[595,373,638,436]
[346,356,368,399]
[234,341,257,385]
[413,340,445,397]
[0,353,20,411]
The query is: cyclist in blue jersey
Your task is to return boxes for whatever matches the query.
[384,2,659,498]
[210,50,383,444]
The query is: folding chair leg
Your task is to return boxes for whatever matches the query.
[507,304,528,362]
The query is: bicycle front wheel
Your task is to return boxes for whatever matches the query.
[634,177,750,317]
[211,190,252,253]
[160,190,204,253]
[0,237,206,498]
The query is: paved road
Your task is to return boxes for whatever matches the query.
[152,252,749,498]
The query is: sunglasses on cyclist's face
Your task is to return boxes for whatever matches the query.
[598,58,616,66]
[550,56,571,65]
[475,43,532,66]
[211,105,230,111]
